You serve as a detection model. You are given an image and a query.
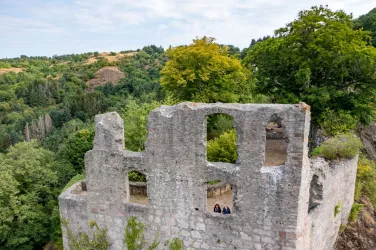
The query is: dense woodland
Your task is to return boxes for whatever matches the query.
[1,6,376,250]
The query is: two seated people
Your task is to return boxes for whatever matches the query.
[213,204,231,214]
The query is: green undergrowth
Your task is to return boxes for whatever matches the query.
[125,216,185,250]
[207,129,237,163]
[207,180,221,185]
[128,171,147,182]
[355,156,376,208]
[62,219,110,250]
[349,203,364,222]
[124,216,160,250]
[166,238,184,250]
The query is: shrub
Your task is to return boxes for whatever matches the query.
[207,129,237,163]
[62,219,110,250]
[0,90,14,102]
[167,238,184,250]
[0,62,11,68]
[349,203,364,222]
[311,134,362,160]
[207,180,221,185]
[319,109,358,136]
[110,52,116,56]
[124,216,159,250]
[128,171,146,182]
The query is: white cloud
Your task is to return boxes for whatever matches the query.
[0,0,375,57]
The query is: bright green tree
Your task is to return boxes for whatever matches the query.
[245,6,376,125]
[207,129,237,163]
[160,37,249,103]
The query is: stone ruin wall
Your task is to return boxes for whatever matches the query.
[59,102,358,250]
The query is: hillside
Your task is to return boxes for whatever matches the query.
[0,67,23,75]
[0,46,166,153]
[0,46,166,249]
[84,51,137,65]
[335,197,376,249]
[86,66,125,91]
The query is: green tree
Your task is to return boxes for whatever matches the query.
[245,6,376,125]
[207,129,237,163]
[121,101,161,151]
[160,37,248,103]
[0,141,58,250]
[354,8,376,47]
[57,129,94,171]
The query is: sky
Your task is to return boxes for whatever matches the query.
[0,0,375,58]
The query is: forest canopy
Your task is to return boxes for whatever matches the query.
[244,6,376,125]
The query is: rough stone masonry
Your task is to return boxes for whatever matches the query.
[59,102,358,250]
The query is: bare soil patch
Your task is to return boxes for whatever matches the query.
[0,67,23,75]
[86,66,125,91]
[84,52,137,65]
[129,194,149,205]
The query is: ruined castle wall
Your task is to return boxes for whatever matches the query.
[59,182,88,248]
[59,102,358,250]
[307,157,358,250]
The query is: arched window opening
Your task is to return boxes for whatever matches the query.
[264,114,288,166]
[206,113,237,164]
[206,180,234,215]
[308,175,323,213]
[128,171,149,205]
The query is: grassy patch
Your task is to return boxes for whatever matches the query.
[207,180,221,185]
[62,173,85,192]
[355,156,376,208]
[311,134,362,160]
[349,203,364,222]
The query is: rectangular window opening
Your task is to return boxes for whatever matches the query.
[206,113,237,164]
[128,171,149,205]
[265,117,288,166]
[206,180,233,215]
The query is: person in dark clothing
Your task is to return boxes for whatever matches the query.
[222,206,231,214]
[213,204,221,213]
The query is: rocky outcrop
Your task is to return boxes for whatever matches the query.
[357,125,376,162]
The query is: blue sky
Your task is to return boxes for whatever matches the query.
[0,0,374,58]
